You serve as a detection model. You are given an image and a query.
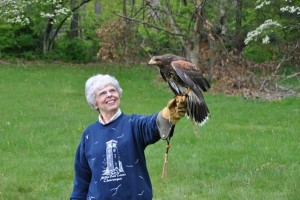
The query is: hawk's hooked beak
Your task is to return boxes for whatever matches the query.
[148,58,157,65]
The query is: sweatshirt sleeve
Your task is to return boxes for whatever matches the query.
[70,132,91,199]
[132,113,161,147]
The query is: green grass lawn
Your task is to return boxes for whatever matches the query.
[0,63,299,199]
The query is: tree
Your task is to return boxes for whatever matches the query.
[235,0,243,52]
[113,0,217,65]
[0,0,92,54]
[70,0,80,39]
[244,0,300,45]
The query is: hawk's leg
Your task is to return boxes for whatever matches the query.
[175,87,190,97]
[184,87,191,96]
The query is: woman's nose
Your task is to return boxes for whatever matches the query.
[106,91,112,97]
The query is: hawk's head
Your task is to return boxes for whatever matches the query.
[148,54,185,68]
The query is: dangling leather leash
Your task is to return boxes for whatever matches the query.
[161,125,175,179]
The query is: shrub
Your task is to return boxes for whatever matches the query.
[0,24,41,59]
[0,24,16,52]
[48,38,97,63]
[242,44,273,62]
[96,19,135,63]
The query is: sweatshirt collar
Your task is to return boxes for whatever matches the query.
[98,109,122,125]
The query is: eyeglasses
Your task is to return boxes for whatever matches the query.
[96,88,118,98]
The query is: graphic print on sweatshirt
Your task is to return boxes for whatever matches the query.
[100,139,126,182]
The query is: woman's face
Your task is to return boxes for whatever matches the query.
[95,84,120,114]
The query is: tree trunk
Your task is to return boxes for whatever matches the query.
[42,0,92,54]
[219,0,226,35]
[43,18,54,54]
[235,0,243,52]
[122,0,130,64]
[70,0,79,38]
[94,1,101,15]
[184,0,206,65]
[162,0,206,65]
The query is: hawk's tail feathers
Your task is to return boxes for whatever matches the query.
[186,91,210,126]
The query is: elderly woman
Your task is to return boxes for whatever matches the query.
[70,74,187,200]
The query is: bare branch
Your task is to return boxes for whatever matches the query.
[113,11,185,37]
[0,60,9,65]
[279,72,300,83]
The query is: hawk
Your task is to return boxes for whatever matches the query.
[148,54,210,126]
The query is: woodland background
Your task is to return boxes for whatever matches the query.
[0,0,299,98]
[0,1,300,199]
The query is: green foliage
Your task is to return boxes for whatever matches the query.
[0,64,299,199]
[244,0,300,45]
[0,24,16,51]
[0,0,299,64]
[243,44,273,62]
[0,24,41,59]
[47,38,97,63]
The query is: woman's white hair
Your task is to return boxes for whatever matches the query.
[85,74,122,109]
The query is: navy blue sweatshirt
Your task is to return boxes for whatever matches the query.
[70,113,161,200]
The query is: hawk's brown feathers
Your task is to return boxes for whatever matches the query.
[149,54,210,125]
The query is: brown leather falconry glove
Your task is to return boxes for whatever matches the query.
[162,95,187,124]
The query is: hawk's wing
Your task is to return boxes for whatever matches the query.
[170,60,210,125]
[170,60,210,95]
